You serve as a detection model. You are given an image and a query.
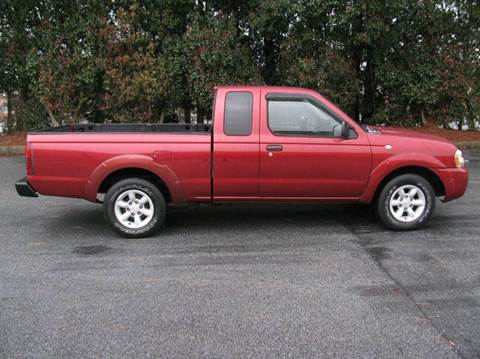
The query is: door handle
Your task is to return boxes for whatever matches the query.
[266,144,283,152]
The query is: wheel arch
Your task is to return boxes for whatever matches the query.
[84,154,184,203]
[363,165,446,204]
[97,168,173,203]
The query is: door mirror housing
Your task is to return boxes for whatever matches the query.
[334,121,356,139]
[341,121,350,138]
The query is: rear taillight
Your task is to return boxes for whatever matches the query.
[25,142,33,175]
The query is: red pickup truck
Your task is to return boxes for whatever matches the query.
[16,86,468,237]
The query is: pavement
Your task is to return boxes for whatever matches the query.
[0,145,24,156]
[0,152,479,359]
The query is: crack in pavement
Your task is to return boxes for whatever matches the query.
[339,211,467,359]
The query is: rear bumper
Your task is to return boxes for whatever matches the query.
[436,167,468,202]
[15,177,39,197]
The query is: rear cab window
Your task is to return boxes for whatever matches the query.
[224,92,253,136]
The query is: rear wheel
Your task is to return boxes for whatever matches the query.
[377,174,435,230]
[103,178,166,238]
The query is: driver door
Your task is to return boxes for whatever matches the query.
[259,91,371,199]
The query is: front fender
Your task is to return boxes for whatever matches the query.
[359,153,447,204]
[84,154,185,203]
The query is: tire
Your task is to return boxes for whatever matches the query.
[103,178,166,238]
[377,174,435,231]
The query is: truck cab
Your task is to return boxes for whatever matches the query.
[213,86,371,200]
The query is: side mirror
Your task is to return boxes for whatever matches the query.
[341,121,350,138]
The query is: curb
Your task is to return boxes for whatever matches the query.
[455,141,480,150]
[0,145,25,156]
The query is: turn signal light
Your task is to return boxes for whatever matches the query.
[454,149,465,168]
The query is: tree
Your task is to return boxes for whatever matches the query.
[436,0,480,130]
[0,0,479,130]
[243,0,300,85]
[183,5,263,122]
[99,3,173,123]
[0,0,49,131]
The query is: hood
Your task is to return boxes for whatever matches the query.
[365,125,458,169]
[369,126,451,143]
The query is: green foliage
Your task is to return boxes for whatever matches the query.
[98,4,173,123]
[184,8,263,119]
[0,0,479,130]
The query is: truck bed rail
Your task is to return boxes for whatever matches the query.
[35,123,212,134]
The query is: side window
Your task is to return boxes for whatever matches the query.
[268,98,342,137]
[224,92,253,136]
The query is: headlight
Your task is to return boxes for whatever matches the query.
[454,149,465,168]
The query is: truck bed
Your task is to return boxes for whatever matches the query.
[26,124,212,202]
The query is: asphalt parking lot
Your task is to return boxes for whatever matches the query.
[1,152,479,359]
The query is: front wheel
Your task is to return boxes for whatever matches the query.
[103,178,166,238]
[377,174,435,231]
